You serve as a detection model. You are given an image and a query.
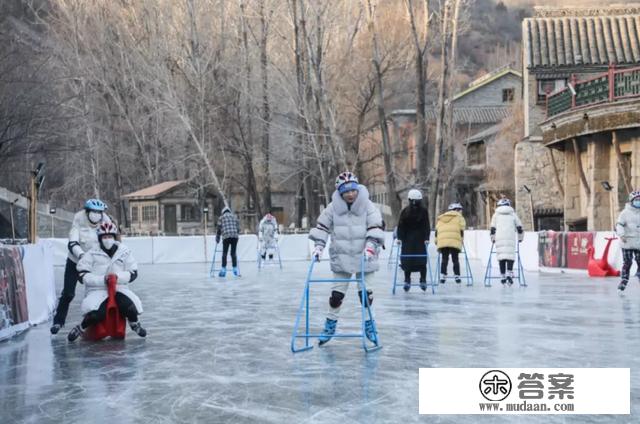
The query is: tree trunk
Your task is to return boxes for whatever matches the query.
[430,0,452,222]
[405,0,430,190]
[365,0,402,224]
[260,0,272,213]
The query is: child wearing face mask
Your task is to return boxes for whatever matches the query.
[616,190,640,292]
[309,171,385,346]
[67,222,145,341]
[51,199,113,335]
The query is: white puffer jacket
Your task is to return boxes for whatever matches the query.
[616,204,640,250]
[309,185,385,274]
[67,210,112,263]
[259,217,278,247]
[76,243,142,315]
[490,206,524,261]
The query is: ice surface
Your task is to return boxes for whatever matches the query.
[1,259,640,423]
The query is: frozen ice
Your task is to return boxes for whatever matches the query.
[2,259,640,423]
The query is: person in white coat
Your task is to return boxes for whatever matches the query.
[67,222,146,341]
[490,198,524,285]
[616,190,640,292]
[309,171,385,345]
[258,212,279,260]
[51,199,112,335]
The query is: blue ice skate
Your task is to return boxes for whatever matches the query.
[218,267,227,278]
[233,267,240,277]
[364,319,378,344]
[318,318,337,345]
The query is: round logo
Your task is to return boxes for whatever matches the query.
[479,370,512,402]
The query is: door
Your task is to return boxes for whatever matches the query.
[164,205,177,235]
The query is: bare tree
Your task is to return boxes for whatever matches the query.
[364,0,402,224]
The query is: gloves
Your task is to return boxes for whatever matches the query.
[518,233,524,243]
[365,247,376,261]
[490,234,496,244]
[215,235,220,244]
[312,245,324,261]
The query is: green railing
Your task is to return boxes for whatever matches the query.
[546,65,640,117]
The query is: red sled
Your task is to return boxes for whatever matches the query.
[84,274,126,340]
[587,237,621,277]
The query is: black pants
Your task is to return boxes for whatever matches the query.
[499,260,514,274]
[440,247,460,276]
[621,249,640,282]
[53,258,80,326]
[81,292,138,329]
[222,237,238,268]
[404,268,427,283]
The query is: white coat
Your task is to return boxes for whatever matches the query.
[309,185,385,274]
[259,217,279,248]
[490,206,523,261]
[76,243,142,315]
[616,204,640,250]
[67,211,112,263]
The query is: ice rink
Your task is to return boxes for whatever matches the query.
[2,258,640,423]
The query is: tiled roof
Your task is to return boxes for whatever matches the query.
[122,180,185,199]
[426,107,511,124]
[524,7,640,68]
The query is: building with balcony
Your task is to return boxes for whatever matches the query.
[518,5,640,231]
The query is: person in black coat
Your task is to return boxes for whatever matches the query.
[397,189,431,292]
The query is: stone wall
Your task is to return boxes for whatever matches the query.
[515,140,565,230]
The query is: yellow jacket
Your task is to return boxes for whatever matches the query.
[435,211,466,250]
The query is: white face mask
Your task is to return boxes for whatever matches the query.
[88,211,103,224]
[101,238,116,250]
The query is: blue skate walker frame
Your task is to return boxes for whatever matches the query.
[291,255,381,353]
[209,241,242,277]
[435,242,474,286]
[483,241,526,287]
[391,242,436,295]
[257,238,283,270]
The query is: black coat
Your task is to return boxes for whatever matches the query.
[397,204,431,271]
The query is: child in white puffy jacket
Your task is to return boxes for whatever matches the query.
[490,198,524,286]
[309,171,384,346]
[616,190,640,292]
[67,222,146,341]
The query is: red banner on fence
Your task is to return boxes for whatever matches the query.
[566,232,594,269]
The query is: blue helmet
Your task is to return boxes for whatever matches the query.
[84,198,107,212]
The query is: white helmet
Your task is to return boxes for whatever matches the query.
[628,190,640,202]
[448,202,463,211]
[408,189,423,201]
[497,198,511,207]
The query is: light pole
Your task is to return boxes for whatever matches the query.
[9,198,18,241]
[50,207,56,238]
[203,206,209,262]
[601,181,615,233]
[523,185,535,231]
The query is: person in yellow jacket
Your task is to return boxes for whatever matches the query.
[435,203,466,284]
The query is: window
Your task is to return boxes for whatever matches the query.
[131,206,139,223]
[180,204,198,222]
[142,205,157,222]
[537,79,567,103]
[502,88,514,102]
[467,140,486,166]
